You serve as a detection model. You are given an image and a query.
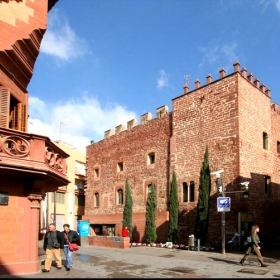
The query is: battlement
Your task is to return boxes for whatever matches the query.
[104,105,169,139]
[101,61,276,142]
[183,61,271,98]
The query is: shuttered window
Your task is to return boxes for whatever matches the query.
[0,87,10,128]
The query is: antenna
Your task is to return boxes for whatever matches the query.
[184,74,191,85]
[59,122,67,141]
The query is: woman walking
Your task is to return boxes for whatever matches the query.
[240,225,268,267]
[62,224,79,271]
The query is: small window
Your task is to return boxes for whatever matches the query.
[183,182,188,202]
[75,195,85,206]
[117,189,123,205]
[52,192,65,204]
[117,162,123,172]
[189,181,195,202]
[148,152,155,165]
[182,181,195,202]
[94,192,99,207]
[263,132,268,150]
[264,175,271,198]
[94,168,99,178]
[147,183,156,198]
[277,141,280,153]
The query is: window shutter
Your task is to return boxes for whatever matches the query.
[0,87,10,128]
[11,103,27,132]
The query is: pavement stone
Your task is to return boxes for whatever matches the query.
[1,241,280,278]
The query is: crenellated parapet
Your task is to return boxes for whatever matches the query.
[103,105,169,140]
[183,60,272,99]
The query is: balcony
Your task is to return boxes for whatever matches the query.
[0,127,70,191]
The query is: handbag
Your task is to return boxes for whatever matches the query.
[247,236,252,243]
[64,233,79,251]
[69,243,79,251]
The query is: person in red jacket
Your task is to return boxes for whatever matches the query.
[122,226,130,237]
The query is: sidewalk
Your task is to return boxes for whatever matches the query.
[2,241,280,278]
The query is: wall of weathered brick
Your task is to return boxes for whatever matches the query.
[89,236,130,249]
[86,114,172,243]
[85,63,280,248]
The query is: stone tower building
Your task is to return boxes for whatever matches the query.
[85,61,280,247]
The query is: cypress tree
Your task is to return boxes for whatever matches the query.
[194,145,211,244]
[122,177,133,240]
[168,170,179,243]
[145,183,157,243]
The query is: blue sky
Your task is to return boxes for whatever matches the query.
[27,0,280,152]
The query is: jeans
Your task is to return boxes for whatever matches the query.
[63,246,73,268]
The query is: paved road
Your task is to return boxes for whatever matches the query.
[2,241,280,278]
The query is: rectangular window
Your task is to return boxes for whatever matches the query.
[94,193,99,207]
[117,162,123,172]
[75,195,85,206]
[94,168,99,178]
[277,141,280,153]
[264,175,271,198]
[52,192,65,204]
[183,182,188,202]
[75,179,85,191]
[148,153,155,164]
[75,161,86,176]
[263,132,268,150]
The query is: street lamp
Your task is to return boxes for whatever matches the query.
[211,169,250,255]
[210,169,226,254]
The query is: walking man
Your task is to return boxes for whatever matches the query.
[42,223,64,272]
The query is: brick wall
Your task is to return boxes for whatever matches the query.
[86,114,171,243]
[89,236,130,249]
[85,64,280,248]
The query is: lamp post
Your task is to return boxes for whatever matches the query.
[211,169,249,255]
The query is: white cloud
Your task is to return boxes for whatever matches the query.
[40,8,88,61]
[28,94,137,153]
[276,0,280,11]
[157,69,169,90]
[199,41,238,72]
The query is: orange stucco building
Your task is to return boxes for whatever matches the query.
[0,0,71,275]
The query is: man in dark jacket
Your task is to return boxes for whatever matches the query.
[62,223,79,271]
[42,223,64,272]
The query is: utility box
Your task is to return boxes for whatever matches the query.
[77,220,90,247]
[188,234,195,247]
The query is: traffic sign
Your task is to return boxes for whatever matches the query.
[217,197,231,212]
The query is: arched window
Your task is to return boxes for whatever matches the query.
[182,181,195,202]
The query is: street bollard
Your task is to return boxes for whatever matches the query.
[197,238,200,251]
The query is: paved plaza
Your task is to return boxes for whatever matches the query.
[2,241,280,278]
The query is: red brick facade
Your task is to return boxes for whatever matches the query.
[86,62,280,248]
[0,0,65,275]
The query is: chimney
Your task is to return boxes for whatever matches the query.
[219,68,226,78]
[241,67,247,78]
[260,83,265,93]
[195,79,200,89]
[233,61,240,72]
[247,72,253,83]
[183,84,189,94]
[253,78,260,88]
[265,88,271,97]
[206,74,212,84]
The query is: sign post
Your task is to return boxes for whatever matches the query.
[217,197,231,212]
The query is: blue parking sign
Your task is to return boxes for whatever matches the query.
[217,197,231,212]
